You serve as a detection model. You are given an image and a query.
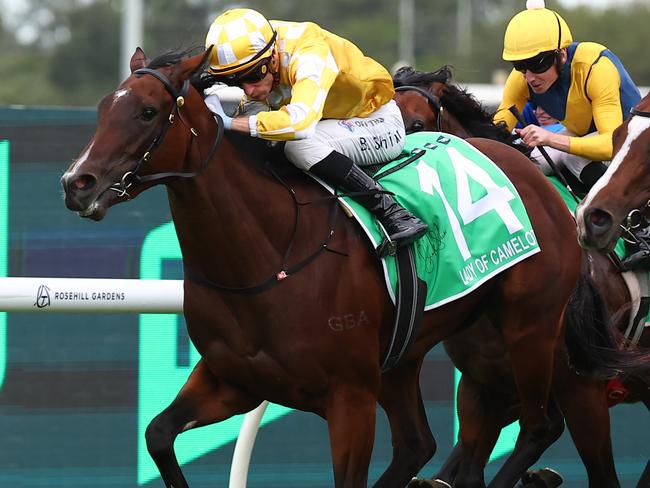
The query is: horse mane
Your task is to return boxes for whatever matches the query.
[393,66,529,153]
[145,47,217,93]
[393,65,453,87]
[147,47,201,69]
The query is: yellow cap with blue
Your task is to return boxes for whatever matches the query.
[502,0,573,61]
[205,8,277,75]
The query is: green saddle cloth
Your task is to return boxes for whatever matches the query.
[340,132,540,310]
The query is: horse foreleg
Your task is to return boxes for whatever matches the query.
[428,442,463,485]
[487,396,563,488]
[325,385,378,488]
[487,310,563,488]
[145,358,260,488]
[452,374,517,488]
[374,360,436,488]
[405,443,465,488]
[554,365,619,488]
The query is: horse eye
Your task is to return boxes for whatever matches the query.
[412,121,424,133]
[141,107,157,121]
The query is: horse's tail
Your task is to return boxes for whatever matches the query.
[564,272,650,378]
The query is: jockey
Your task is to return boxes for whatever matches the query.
[202,8,427,248]
[494,0,641,190]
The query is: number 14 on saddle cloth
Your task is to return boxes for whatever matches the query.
[338,131,540,310]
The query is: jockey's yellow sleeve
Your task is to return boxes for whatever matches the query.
[494,42,641,161]
[248,21,394,141]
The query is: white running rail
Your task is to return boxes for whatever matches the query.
[0,277,183,313]
[0,276,265,488]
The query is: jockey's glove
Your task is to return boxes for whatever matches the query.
[204,94,233,130]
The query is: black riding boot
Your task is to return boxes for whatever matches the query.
[310,151,428,247]
[579,161,608,191]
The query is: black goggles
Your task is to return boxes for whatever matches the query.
[212,57,271,87]
[512,51,557,74]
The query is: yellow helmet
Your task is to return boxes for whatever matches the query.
[502,1,572,61]
[205,8,277,75]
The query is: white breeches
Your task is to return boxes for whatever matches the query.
[205,84,406,170]
[284,100,406,170]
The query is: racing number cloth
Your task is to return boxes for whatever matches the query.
[340,132,541,310]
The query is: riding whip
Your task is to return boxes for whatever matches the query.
[508,105,580,204]
[509,106,629,271]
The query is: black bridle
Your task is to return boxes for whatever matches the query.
[394,85,444,132]
[125,70,340,295]
[110,67,224,197]
[630,106,650,118]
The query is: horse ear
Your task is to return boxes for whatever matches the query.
[176,47,213,80]
[429,81,445,98]
[429,81,445,99]
[130,47,148,73]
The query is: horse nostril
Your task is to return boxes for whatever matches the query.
[72,175,97,191]
[66,173,97,193]
[587,208,613,234]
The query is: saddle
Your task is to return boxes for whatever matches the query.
[236,132,541,372]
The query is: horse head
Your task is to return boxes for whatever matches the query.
[576,93,650,251]
[394,85,444,134]
[61,47,217,220]
[392,65,523,150]
[392,65,455,135]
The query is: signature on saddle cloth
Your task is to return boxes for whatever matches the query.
[340,132,541,311]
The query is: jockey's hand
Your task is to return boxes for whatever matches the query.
[515,124,553,148]
[204,94,233,130]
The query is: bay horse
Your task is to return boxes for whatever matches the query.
[61,48,620,488]
[575,90,650,488]
[393,66,650,487]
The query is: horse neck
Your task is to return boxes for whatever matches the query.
[167,140,291,284]
[586,250,630,333]
[165,128,314,286]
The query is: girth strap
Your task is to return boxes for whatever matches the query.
[381,244,427,372]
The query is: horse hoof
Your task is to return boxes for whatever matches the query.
[407,478,452,488]
[521,468,564,488]
[431,480,453,488]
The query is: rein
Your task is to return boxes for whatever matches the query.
[110,67,224,197]
[620,200,650,238]
[113,67,343,295]
[394,85,444,132]
[630,107,650,118]
[185,163,344,294]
